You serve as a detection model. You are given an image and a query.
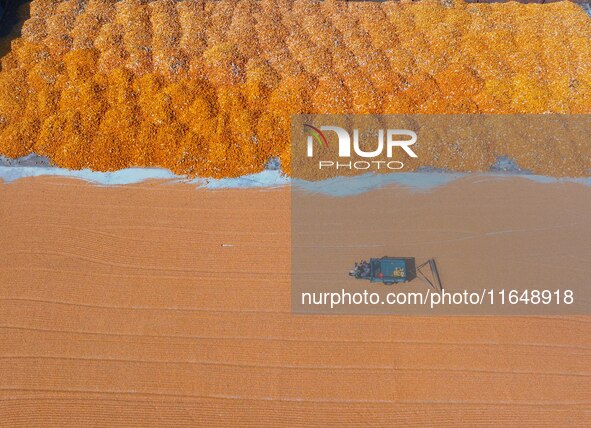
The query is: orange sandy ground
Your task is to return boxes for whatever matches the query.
[1,1,591,176]
[0,178,589,426]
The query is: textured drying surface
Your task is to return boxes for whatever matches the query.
[0,178,590,426]
[1,0,591,176]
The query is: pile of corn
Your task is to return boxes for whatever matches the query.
[0,0,590,177]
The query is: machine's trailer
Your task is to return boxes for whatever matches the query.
[369,257,416,285]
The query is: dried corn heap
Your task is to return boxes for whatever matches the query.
[0,0,591,177]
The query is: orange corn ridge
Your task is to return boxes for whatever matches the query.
[0,0,591,177]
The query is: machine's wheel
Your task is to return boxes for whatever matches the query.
[384,281,394,286]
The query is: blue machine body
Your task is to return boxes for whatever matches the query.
[368,257,417,285]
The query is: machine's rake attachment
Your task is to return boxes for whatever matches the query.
[416,259,443,292]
